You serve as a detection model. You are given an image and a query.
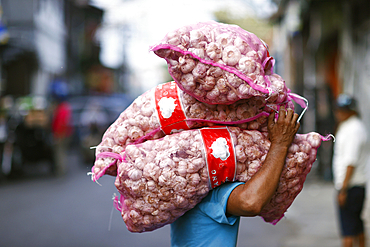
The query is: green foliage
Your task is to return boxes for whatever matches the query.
[162,64,174,82]
[213,9,272,42]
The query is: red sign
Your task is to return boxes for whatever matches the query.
[154,81,189,135]
[199,127,236,189]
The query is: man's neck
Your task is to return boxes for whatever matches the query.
[342,111,357,122]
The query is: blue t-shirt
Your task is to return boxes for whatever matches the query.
[171,182,244,247]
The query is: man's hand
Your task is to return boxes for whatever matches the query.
[267,106,300,148]
[337,165,355,207]
[227,106,300,217]
[338,190,347,207]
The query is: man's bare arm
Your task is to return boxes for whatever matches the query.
[338,165,355,207]
[227,106,300,216]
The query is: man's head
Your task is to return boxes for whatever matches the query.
[334,94,358,122]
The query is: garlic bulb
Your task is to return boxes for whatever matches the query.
[222,46,241,66]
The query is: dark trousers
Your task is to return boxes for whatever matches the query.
[337,186,366,236]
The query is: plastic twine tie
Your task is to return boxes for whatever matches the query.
[288,93,309,123]
[87,151,124,184]
[322,134,336,142]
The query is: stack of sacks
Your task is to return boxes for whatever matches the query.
[91,81,290,181]
[90,21,330,233]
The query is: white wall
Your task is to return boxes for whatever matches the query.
[32,0,66,95]
[353,30,370,229]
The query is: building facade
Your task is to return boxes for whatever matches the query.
[270,0,370,180]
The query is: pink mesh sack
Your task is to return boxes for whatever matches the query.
[150,21,289,105]
[112,126,332,232]
[90,81,296,182]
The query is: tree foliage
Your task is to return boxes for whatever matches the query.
[213,9,273,46]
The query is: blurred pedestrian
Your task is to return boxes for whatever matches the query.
[50,79,73,176]
[79,101,108,163]
[332,94,368,247]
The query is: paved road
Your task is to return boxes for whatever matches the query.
[1,149,368,247]
[0,150,171,247]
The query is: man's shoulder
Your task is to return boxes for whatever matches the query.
[342,116,366,134]
[202,182,244,205]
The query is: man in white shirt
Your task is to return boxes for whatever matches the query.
[332,94,368,247]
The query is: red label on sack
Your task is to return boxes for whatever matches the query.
[200,127,236,189]
[155,81,189,135]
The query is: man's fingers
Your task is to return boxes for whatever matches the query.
[295,121,301,132]
[268,111,275,127]
[286,108,294,121]
[292,112,299,124]
[278,106,286,121]
[272,106,300,133]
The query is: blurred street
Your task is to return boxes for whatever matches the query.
[0,148,172,247]
[1,147,368,247]
[0,0,370,246]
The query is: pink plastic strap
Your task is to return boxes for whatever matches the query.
[288,93,308,109]
[91,152,124,182]
[262,57,275,89]
[288,93,309,122]
[91,161,115,182]
[130,112,270,148]
[113,195,121,211]
[186,111,270,125]
[322,134,335,142]
[113,194,125,212]
[151,44,270,94]
[262,56,275,75]
[264,214,285,225]
[96,152,124,161]
[133,127,162,145]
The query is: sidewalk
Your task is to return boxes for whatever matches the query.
[281,178,341,247]
[279,174,370,247]
[237,173,370,247]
